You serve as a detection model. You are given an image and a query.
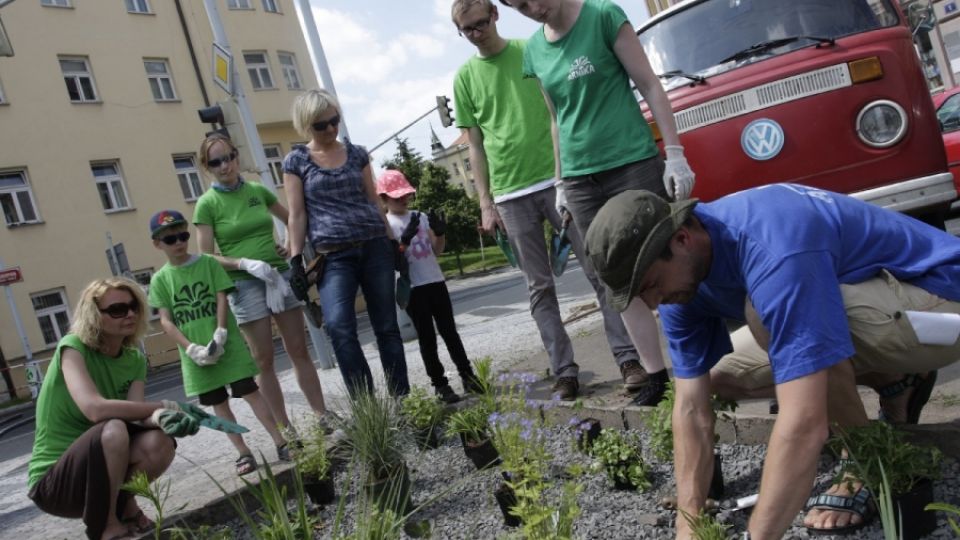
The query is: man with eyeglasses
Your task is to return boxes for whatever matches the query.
[451,0,653,400]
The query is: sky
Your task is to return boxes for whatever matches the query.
[298,0,651,173]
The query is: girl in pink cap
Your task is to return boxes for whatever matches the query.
[377,170,480,403]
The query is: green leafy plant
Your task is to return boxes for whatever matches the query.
[924,501,960,535]
[679,509,731,540]
[446,403,490,443]
[400,386,445,430]
[293,418,331,480]
[875,460,903,540]
[339,387,408,481]
[121,471,186,540]
[649,382,738,462]
[588,428,652,491]
[830,421,943,495]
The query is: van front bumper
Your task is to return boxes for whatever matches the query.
[849,173,956,214]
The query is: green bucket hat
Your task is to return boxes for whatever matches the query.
[584,190,698,312]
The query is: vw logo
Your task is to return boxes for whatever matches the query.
[741,118,785,161]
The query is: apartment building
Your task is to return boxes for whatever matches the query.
[430,129,477,197]
[0,0,315,397]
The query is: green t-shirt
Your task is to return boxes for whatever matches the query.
[522,0,658,177]
[454,39,556,197]
[193,181,287,281]
[148,254,258,396]
[28,334,147,487]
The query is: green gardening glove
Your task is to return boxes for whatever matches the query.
[151,407,199,437]
[176,400,212,421]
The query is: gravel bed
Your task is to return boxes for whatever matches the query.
[211,425,960,539]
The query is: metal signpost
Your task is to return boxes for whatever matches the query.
[0,258,40,398]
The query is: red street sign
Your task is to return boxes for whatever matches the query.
[0,266,22,286]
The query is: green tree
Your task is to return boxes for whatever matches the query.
[414,163,481,276]
[380,137,425,188]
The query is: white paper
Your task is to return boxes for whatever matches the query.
[904,311,960,346]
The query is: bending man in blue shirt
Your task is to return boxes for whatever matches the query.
[585,184,960,540]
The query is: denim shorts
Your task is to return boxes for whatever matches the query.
[228,268,303,324]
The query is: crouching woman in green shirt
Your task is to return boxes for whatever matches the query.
[27,278,199,540]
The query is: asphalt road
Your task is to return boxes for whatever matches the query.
[0,260,593,463]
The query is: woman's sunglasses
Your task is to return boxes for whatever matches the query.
[312,114,341,132]
[159,231,191,245]
[206,151,237,169]
[100,300,139,319]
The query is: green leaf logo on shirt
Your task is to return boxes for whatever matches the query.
[172,282,217,326]
[248,197,262,208]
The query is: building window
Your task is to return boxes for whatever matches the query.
[277,52,302,90]
[131,268,159,319]
[463,157,472,172]
[0,170,40,226]
[41,0,71,7]
[91,162,132,211]
[243,52,275,90]
[144,59,177,101]
[262,0,279,13]
[32,289,70,346]
[226,0,252,9]
[262,144,284,187]
[173,156,204,201]
[0,76,6,104]
[59,57,99,103]
[126,0,151,13]
[451,163,461,177]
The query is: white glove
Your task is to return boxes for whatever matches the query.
[663,145,696,201]
[185,343,217,366]
[265,277,292,314]
[213,327,228,347]
[554,180,569,219]
[205,327,228,361]
[238,258,277,283]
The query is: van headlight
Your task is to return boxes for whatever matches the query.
[856,100,907,148]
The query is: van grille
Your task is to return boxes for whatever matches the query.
[672,64,851,133]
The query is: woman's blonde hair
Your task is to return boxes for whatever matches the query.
[291,89,342,138]
[198,133,238,172]
[70,277,149,351]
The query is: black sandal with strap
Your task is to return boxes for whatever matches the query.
[805,483,875,535]
[877,371,938,424]
[236,453,257,476]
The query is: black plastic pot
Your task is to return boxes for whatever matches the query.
[364,463,412,515]
[414,425,441,450]
[577,418,602,452]
[494,483,521,527]
[708,451,724,500]
[303,475,335,506]
[460,433,502,470]
[894,478,936,540]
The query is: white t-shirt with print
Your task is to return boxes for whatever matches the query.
[386,211,446,287]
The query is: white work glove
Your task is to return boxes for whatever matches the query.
[185,343,217,366]
[265,276,292,314]
[662,145,696,201]
[206,327,228,360]
[554,180,573,226]
[238,258,277,284]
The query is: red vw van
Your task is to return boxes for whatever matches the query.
[638,0,955,225]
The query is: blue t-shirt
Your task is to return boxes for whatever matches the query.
[661,184,960,384]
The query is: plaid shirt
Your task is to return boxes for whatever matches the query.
[283,141,385,247]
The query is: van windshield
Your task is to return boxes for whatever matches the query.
[639,0,900,82]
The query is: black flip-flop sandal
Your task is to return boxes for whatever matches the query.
[120,509,155,535]
[236,453,257,476]
[805,484,875,535]
[877,371,938,424]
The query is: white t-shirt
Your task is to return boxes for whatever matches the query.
[386,211,446,287]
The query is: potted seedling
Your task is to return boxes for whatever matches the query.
[295,420,335,506]
[446,404,501,470]
[679,509,732,540]
[400,386,446,450]
[832,421,943,540]
[588,428,652,491]
[571,417,603,453]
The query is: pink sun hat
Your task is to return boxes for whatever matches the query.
[376,170,416,198]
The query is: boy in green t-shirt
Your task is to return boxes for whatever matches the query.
[147,210,290,476]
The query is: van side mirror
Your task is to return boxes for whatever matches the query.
[908,2,936,35]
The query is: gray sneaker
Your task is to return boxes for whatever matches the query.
[552,376,579,401]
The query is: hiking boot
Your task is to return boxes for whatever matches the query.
[619,360,649,391]
[462,374,485,395]
[552,376,579,401]
[436,384,460,404]
[629,369,669,406]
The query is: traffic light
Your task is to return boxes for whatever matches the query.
[436,95,454,128]
[197,99,255,171]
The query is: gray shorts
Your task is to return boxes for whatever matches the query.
[228,268,303,325]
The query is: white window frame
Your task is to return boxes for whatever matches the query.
[173,155,204,201]
[144,59,177,101]
[41,0,71,7]
[463,157,472,172]
[277,52,302,90]
[131,268,159,320]
[126,0,151,14]
[262,0,280,13]
[0,169,41,227]
[243,51,275,90]
[59,56,99,103]
[91,161,132,212]
[263,144,284,187]
[0,76,6,104]
[226,0,252,9]
[31,288,71,347]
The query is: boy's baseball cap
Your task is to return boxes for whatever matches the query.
[376,170,416,198]
[149,210,188,238]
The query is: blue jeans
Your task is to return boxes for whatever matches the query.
[317,236,409,397]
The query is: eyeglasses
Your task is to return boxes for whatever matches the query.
[312,114,341,132]
[159,231,191,245]
[206,151,237,169]
[99,300,139,319]
[458,14,493,36]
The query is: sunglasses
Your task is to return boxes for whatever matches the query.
[311,114,341,132]
[458,14,493,36]
[206,151,237,169]
[100,300,139,319]
[159,231,191,245]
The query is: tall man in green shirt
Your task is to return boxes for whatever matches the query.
[451,0,652,400]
